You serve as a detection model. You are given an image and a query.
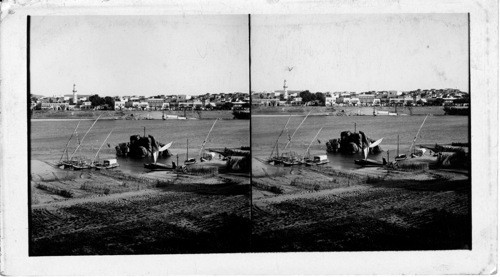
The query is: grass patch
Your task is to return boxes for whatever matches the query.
[290,178,321,191]
[253,180,284,194]
[80,183,111,195]
[366,176,384,184]
[155,180,175,187]
[36,183,73,198]
[396,160,429,171]
[187,165,219,176]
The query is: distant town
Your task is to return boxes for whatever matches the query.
[252,80,469,107]
[30,80,469,112]
[30,84,250,111]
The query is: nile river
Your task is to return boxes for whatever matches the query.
[252,114,469,170]
[31,119,250,173]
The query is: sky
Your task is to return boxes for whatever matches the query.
[31,15,249,97]
[251,14,468,93]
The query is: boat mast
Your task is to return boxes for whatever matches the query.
[283,110,312,151]
[269,115,292,160]
[59,120,81,162]
[303,127,323,158]
[198,119,218,158]
[69,114,102,160]
[92,129,114,163]
[408,114,429,155]
[186,138,189,160]
[397,134,400,157]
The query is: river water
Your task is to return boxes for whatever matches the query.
[30,115,468,173]
[31,119,250,174]
[252,114,469,170]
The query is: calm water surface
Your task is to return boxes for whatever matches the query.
[31,119,250,174]
[252,115,469,170]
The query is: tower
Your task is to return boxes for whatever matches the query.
[283,79,288,100]
[72,84,77,104]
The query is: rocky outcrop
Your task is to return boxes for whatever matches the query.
[115,135,172,158]
[326,131,382,154]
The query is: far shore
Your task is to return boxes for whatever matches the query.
[30,109,236,120]
[252,105,446,116]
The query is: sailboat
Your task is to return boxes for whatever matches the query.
[394,134,407,161]
[144,141,174,170]
[302,127,327,166]
[199,119,218,162]
[268,115,292,165]
[92,129,119,169]
[59,115,102,170]
[354,131,386,167]
[184,138,196,165]
[280,110,312,165]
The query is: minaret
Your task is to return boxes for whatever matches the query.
[72,84,77,104]
[283,79,288,100]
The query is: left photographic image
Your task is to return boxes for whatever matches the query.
[28,15,251,255]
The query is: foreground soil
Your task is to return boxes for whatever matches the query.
[30,160,250,255]
[251,158,471,251]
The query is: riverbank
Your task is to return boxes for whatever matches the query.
[251,157,470,251]
[30,109,236,120]
[252,105,446,116]
[30,160,250,255]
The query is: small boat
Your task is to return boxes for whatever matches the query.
[395,154,407,161]
[233,108,250,119]
[184,158,196,165]
[313,155,329,165]
[59,160,91,170]
[394,134,407,161]
[184,138,196,165]
[94,159,119,170]
[198,119,218,163]
[354,158,387,167]
[282,159,301,166]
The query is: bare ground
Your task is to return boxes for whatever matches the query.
[30,160,250,255]
[251,158,471,251]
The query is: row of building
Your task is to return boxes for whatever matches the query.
[251,80,468,107]
[31,85,250,111]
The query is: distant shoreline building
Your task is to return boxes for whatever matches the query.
[73,84,77,104]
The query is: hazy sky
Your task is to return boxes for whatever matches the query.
[252,14,468,92]
[31,15,249,97]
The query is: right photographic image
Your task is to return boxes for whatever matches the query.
[250,14,470,251]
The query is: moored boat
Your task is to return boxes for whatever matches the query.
[94,159,119,170]
[354,158,387,167]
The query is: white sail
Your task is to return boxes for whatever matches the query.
[153,151,159,164]
[159,141,173,152]
[363,147,369,160]
[369,138,383,148]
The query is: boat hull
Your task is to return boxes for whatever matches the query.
[144,162,173,170]
[354,158,385,167]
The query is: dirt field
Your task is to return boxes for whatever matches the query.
[30,160,250,255]
[251,158,471,251]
